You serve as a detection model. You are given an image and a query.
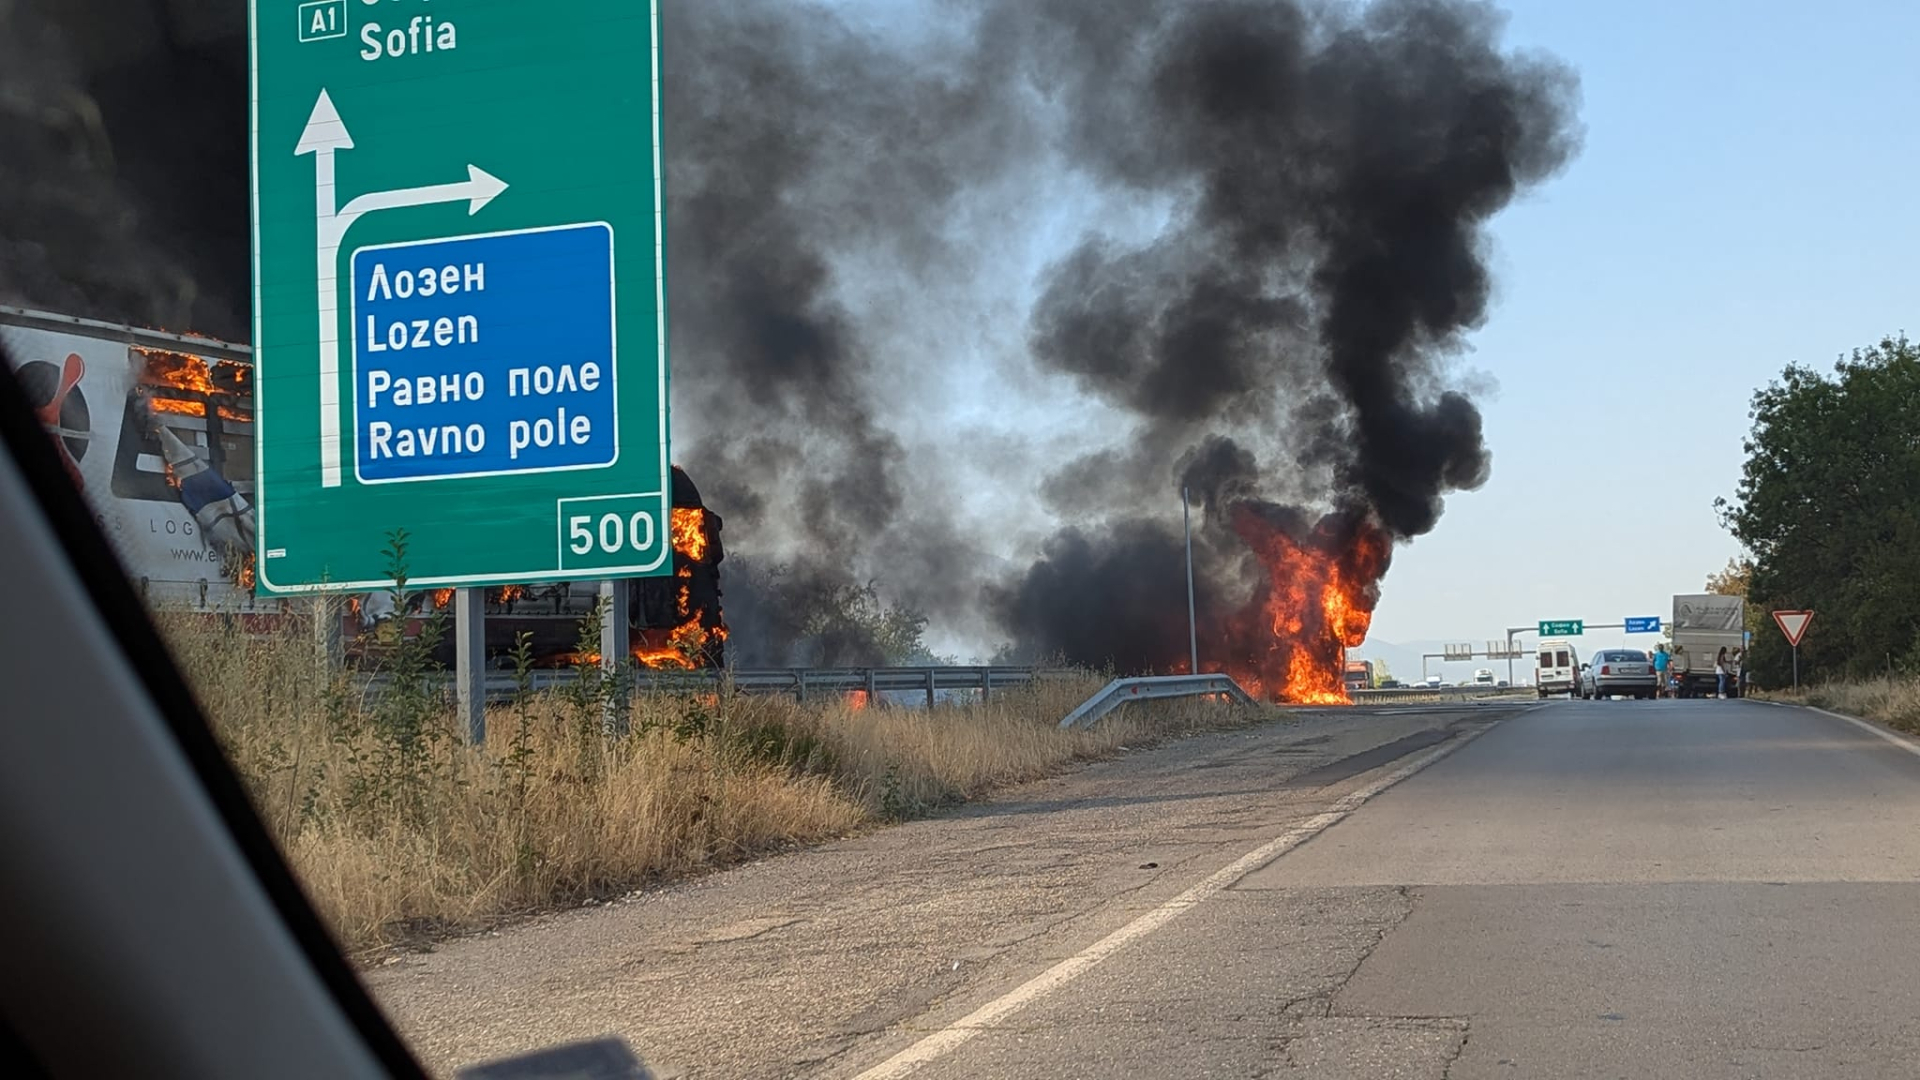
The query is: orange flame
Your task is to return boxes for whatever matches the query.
[631,503,727,670]
[141,350,219,394]
[136,349,251,425]
[847,690,870,711]
[431,588,454,609]
[1218,508,1391,705]
[670,507,708,563]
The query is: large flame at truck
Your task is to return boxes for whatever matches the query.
[632,507,729,669]
[1209,507,1391,705]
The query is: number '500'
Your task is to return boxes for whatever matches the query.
[568,512,655,556]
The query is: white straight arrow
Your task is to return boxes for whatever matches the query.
[295,88,509,488]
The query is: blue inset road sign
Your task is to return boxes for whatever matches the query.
[352,223,617,484]
[1625,616,1662,634]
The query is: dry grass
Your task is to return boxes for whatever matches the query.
[155,609,1266,955]
[1770,676,1920,735]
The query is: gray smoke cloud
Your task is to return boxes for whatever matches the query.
[0,0,1579,671]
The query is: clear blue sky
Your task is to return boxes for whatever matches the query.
[1364,0,1920,651]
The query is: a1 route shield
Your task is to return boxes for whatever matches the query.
[249,0,670,591]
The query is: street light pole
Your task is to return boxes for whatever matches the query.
[1183,487,1199,677]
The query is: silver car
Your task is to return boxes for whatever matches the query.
[1580,649,1658,700]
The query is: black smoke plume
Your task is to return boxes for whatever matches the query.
[990,0,1579,670]
[0,0,1579,670]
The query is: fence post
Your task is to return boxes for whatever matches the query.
[795,668,807,704]
[864,668,877,701]
[926,668,937,709]
[981,666,992,702]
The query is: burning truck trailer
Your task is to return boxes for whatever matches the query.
[357,469,728,672]
[0,306,727,670]
[1205,504,1391,707]
[0,307,268,616]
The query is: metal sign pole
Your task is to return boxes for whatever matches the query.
[454,588,486,744]
[1182,487,1199,676]
[600,580,630,734]
[312,594,342,672]
[1793,645,1800,691]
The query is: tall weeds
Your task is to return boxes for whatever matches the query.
[156,606,1261,955]
[1776,676,1920,734]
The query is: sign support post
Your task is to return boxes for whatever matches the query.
[454,588,486,743]
[313,594,343,671]
[600,580,629,735]
[1182,487,1198,677]
[1772,610,1815,691]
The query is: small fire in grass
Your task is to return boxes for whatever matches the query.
[1209,505,1390,706]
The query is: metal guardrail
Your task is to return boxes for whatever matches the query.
[369,665,1067,706]
[632,666,1059,706]
[1057,674,1256,729]
[1350,685,1532,704]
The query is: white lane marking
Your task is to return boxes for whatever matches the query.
[848,723,1496,1080]
[1804,706,1920,760]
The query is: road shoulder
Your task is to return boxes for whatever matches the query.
[369,705,1519,1078]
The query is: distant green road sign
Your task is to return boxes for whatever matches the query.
[1539,620,1584,637]
[249,0,670,592]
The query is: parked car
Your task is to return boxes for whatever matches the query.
[1580,649,1659,700]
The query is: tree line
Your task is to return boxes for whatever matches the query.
[1718,336,1920,686]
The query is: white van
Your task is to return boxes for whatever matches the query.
[1535,639,1581,698]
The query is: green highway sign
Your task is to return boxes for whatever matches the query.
[1539,620,1584,637]
[249,0,670,592]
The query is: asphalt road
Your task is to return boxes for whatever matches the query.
[373,698,1920,1078]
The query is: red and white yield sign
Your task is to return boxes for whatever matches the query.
[1773,610,1815,647]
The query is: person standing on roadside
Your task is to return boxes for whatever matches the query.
[1652,644,1672,698]
[1714,646,1730,698]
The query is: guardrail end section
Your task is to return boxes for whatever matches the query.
[1057,674,1258,730]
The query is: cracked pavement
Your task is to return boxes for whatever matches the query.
[370,698,1920,1078]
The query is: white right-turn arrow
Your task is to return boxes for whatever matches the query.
[339,165,509,222]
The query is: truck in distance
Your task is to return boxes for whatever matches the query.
[1670,593,1745,698]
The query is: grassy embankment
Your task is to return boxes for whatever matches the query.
[157,606,1265,956]
[1767,677,1920,735]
